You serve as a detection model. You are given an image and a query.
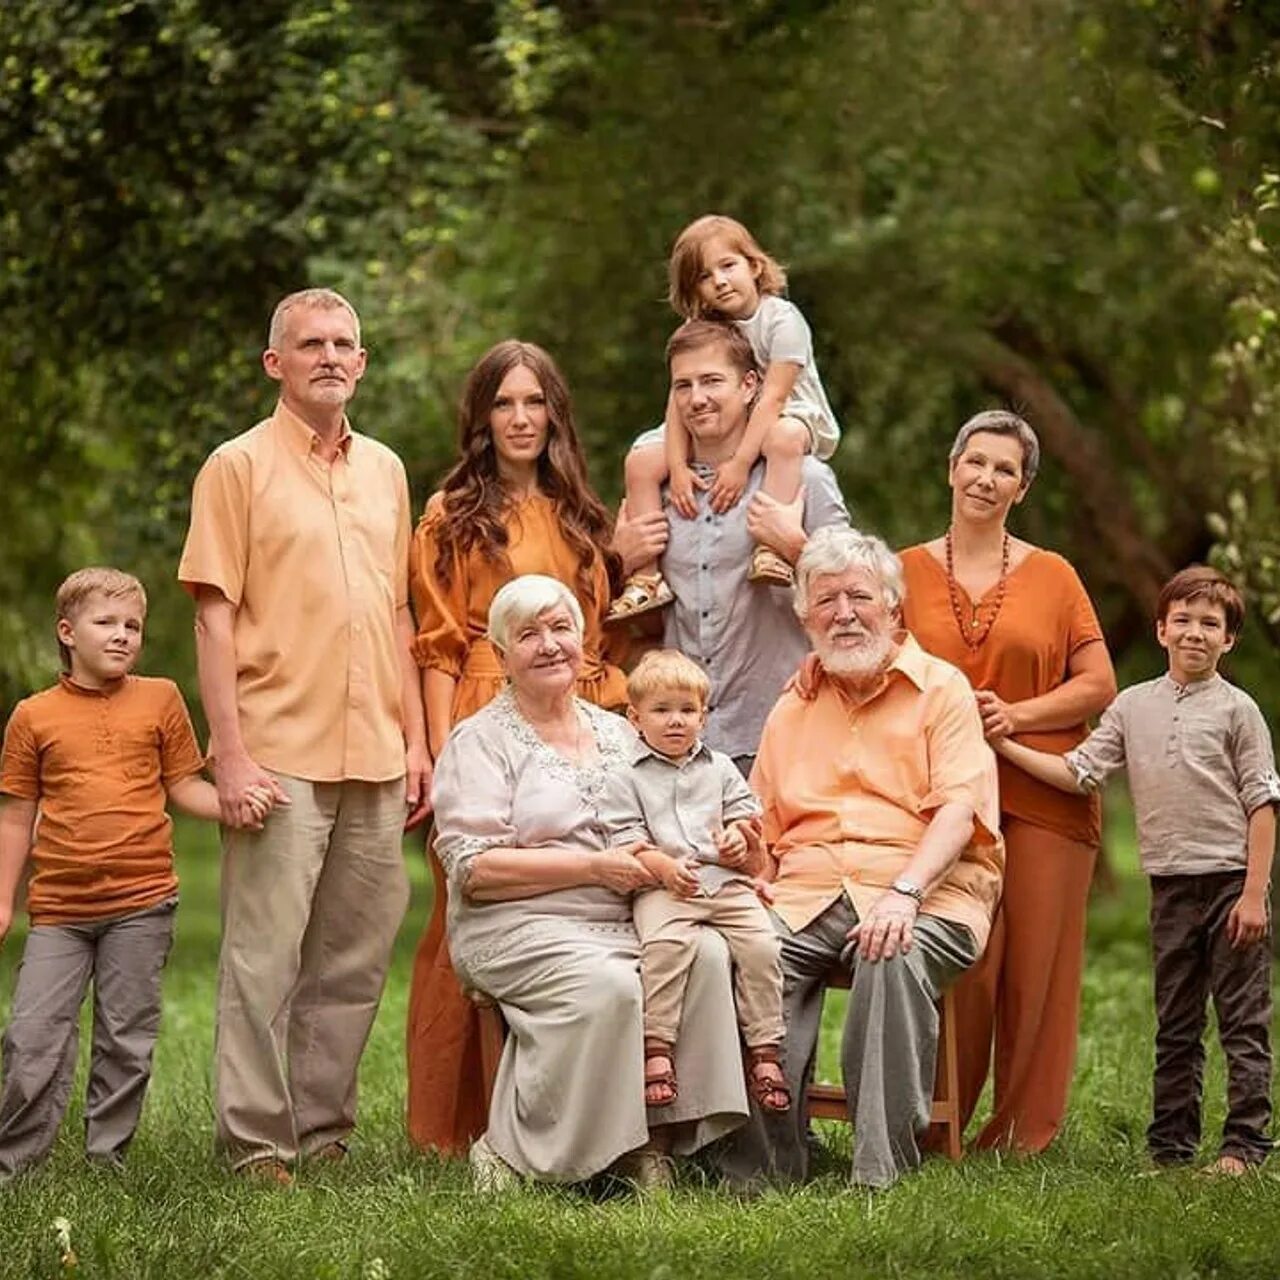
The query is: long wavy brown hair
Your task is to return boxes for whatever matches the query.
[432,340,621,612]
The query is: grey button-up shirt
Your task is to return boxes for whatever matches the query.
[1065,673,1280,877]
[597,739,762,895]
[660,456,848,758]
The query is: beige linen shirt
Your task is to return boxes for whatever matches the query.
[178,400,410,782]
[1065,673,1280,877]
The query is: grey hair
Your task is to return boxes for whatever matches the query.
[488,574,584,653]
[793,525,906,619]
[267,288,361,350]
[948,410,1040,490]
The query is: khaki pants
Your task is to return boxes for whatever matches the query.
[633,881,784,1048]
[0,896,176,1177]
[215,774,408,1168]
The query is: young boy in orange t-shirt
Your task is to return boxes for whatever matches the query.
[0,568,273,1179]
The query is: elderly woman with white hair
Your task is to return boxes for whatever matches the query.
[898,410,1116,1155]
[430,574,749,1188]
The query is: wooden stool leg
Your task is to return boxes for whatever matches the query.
[929,987,962,1160]
[476,1003,506,1112]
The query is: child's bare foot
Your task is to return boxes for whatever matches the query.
[643,1041,678,1107]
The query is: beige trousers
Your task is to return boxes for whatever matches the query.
[215,774,408,1167]
[633,881,784,1048]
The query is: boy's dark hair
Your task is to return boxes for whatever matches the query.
[55,567,147,671]
[1156,566,1245,638]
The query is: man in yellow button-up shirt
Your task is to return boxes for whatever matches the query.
[719,525,1003,1190]
[179,289,429,1183]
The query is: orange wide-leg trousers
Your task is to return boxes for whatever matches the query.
[949,817,1097,1153]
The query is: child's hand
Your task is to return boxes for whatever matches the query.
[749,877,776,907]
[668,464,708,521]
[709,456,752,513]
[1226,891,1270,949]
[655,853,701,898]
[244,784,277,826]
[713,823,749,868]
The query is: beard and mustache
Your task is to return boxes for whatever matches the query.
[812,624,897,685]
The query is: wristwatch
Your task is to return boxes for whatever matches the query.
[890,878,924,906]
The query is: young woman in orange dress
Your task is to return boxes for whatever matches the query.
[899,410,1117,1152]
[405,340,631,1154]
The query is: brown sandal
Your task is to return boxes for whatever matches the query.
[606,572,675,622]
[746,1046,792,1112]
[644,1039,678,1107]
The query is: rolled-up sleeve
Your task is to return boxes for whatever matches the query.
[921,673,1000,846]
[596,768,651,849]
[1232,699,1280,815]
[1064,699,1129,793]
[408,499,468,676]
[432,720,516,894]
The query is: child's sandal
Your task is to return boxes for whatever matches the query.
[746,1046,791,1113]
[606,572,675,622]
[748,546,795,587]
[644,1040,679,1107]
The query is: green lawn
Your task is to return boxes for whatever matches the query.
[1,815,1278,1279]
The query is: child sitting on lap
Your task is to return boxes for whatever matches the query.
[0,567,276,1180]
[599,649,789,1113]
[995,566,1279,1176]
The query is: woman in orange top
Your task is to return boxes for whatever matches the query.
[899,410,1116,1153]
[406,340,629,1154]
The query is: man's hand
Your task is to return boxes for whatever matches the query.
[746,490,806,562]
[404,741,433,831]
[708,456,752,514]
[668,464,709,521]
[975,690,1019,742]
[613,500,671,576]
[593,844,661,895]
[1226,890,1269,950]
[847,890,919,963]
[212,748,290,829]
[785,652,823,702]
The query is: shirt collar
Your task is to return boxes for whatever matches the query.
[272,399,353,459]
[631,737,712,767]
[58,673,128,699]
[1161,671,1221,699]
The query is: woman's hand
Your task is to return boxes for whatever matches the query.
[976,689,1019,741]
[592,844,660,895]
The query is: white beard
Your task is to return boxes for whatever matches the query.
[815,629,896,686]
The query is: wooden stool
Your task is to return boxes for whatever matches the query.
[470,990,506,1111]
[805,973,962,1160]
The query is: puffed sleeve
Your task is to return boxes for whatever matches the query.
[1230,694,1280,816]
[0,701,40,800]
[431,715,517,895]
[178,445,252,604]
[761,298,813,368]
[409,493,469,676]
[921,671,1001,846]
[1063,695,1131,792]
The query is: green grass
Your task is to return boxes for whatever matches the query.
[1,814,1279,1279]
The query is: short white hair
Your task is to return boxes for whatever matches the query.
[793,525,905,619]
[267,288,361,350]
[488,574,584,652]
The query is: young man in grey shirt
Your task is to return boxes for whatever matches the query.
[996,566,1280,1176]
[658,320,848,772]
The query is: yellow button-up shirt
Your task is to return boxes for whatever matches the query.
[752,634,1004,951]
[178,400,410,783]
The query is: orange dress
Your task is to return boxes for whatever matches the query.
[405,490,626,1154]
[900,545,1106,1152]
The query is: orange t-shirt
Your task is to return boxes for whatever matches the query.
[0,675,204,925]
[899,546,1104,845]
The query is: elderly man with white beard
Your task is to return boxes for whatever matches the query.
[717,525,1005,1189]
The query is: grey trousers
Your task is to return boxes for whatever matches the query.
[717,893,978,1188]
[215,774,408,1168]
[0,896,176,1177]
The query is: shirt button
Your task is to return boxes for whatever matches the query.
[701,563,708,570]
[701,610,709,618]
